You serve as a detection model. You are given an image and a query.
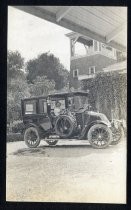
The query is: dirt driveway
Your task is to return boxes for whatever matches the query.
[6,139,126,203]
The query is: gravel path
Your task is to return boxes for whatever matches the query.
[6,139,126,203]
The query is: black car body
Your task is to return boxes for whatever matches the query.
[21,91,113,148]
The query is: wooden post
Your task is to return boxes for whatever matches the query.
[70,39,75,57]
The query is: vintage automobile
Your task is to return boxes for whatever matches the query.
[21,91,114,149]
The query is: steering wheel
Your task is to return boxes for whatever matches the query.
[78,105,89,112]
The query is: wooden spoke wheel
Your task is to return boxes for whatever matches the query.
[111,126,123,145]
[24,127,40,148]
[88,124,112,149]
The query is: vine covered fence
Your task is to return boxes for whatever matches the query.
[81,72,127,120]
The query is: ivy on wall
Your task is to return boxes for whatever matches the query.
[81,72,127,120]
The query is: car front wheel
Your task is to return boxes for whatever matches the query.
[111,126,124,145]
[88,124,112,149]
[24,126,41,148]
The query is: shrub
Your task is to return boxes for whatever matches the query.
[7,133,24,142]
[81,72,127,120]
[8,120,25,134]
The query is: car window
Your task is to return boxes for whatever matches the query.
[69,96,88,110]
[39,99,47,114]
[50,98,65,110]
[24,100,36,114]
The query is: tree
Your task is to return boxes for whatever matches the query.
[7,51,24,80]
[26,52,69,90]
[29,76,55,96]
[7,51,30,124]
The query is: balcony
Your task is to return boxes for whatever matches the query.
[78,74,96,80]
[68,35,117,61]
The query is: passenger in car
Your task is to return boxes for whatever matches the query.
[54,101,62,116]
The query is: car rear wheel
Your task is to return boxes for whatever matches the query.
[45,139,58,146]
[88,124,112,149]
[24,127,40,148]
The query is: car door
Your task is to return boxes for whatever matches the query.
[38,99,52,130]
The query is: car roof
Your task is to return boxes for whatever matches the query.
[22,90,89,101]
[22,95,47,101]
[48,90,89,97]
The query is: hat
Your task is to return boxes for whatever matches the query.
[55,101,61,106]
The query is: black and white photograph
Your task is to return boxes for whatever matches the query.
[6,6,127,203]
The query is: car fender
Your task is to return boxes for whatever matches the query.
[80,120,111,139]
[24,123,45,138]
[87,120,111,129]
[25,123,38,129]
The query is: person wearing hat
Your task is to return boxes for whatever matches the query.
[54,101,62,116]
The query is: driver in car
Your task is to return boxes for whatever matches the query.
[54,101,62,116]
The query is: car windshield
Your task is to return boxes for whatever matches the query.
[48,98,66,110]
[68,95,88,111]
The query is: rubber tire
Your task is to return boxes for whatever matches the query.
[111,126,124,145]
[55,115,77,138]
[45,140,58,146]
[24,126,41,148]
[88,124,112,149]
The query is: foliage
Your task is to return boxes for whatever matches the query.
[7,133,24,142]
[7,51,30,123]
[7,120,25,134]
[29,75,55,96]
[116,51,127,62]
[81,72,127,120]
[7,51,69,124]
[7,51,24,70]
[26,52,69,90]
[7,51,24,81]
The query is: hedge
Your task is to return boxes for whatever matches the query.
[81,72,127,120]
[7,120,25,134]
[7,133,24,142]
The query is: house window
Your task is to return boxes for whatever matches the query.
[89,66,96,75]
[73,69,79,78]
[102,44,113,51]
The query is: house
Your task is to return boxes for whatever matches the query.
[83,60,127,120]
[66,32,118,88]
[66,32,127,120]
[103,60,127,74]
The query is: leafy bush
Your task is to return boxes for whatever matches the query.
[8,120,25,134]
[81,72,127,120]
[7,133,24,142]
[7,51,30,124]
[29,75,55,96]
